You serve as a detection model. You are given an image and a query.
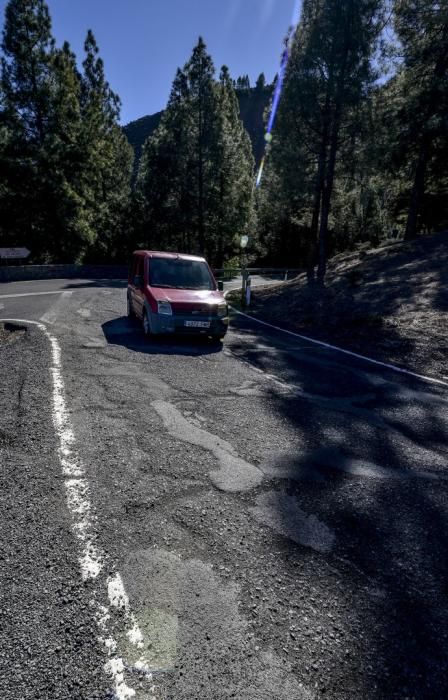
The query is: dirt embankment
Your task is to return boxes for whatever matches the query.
[234,232,448,380]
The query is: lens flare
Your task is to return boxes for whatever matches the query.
[256,156,266,188]
[255,0,302,188]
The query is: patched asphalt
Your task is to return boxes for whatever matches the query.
[1,280,448,699]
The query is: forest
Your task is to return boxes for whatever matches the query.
[0,0,447,281]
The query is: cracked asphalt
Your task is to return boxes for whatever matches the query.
[1,278,448,699]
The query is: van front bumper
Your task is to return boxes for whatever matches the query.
[149,310,229,336]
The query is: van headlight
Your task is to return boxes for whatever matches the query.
[157,300,172,316]
[217,303,228,318]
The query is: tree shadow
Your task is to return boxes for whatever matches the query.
[62,279,127,289]
[102,316,223,357]
[230,320,448,698]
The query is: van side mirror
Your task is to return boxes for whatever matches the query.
[133,275,142,287]
[218,280,224,292]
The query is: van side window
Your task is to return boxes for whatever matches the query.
[134,257,144,285]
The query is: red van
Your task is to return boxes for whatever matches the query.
[127,251,229,341]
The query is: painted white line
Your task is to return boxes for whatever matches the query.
[0,283,126,300]
[225,299,448,389]
[0,318,154,699]
[0,290,68,299]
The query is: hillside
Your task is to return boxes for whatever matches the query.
[122,111,163,178]
[123,85,272,174]
[235,86,272,164]
[233,232,448,380]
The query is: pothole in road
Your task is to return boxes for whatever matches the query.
[0,322,26,346]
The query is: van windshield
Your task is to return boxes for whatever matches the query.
[149,258,215,291]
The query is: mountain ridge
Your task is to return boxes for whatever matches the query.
[123,85,273,176]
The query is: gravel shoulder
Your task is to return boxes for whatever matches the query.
[0,324,109,699]
[230,232,448,380]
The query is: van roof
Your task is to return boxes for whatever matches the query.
[132,250,206,262]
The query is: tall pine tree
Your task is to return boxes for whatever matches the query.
[393,0,448,239]
[137,38,254,265]
[0,2,132,262]
[260,0,385,282]
[80,30,133,262]
[0,0,55,256]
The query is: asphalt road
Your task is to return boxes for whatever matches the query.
[1,278,447,699]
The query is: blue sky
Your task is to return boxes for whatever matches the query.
[0,0,300,125]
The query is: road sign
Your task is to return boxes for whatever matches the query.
[0,247,30,259]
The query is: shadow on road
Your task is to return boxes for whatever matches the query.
[230,320,448,698]
[63,279,127,290]
[102,316,223,357]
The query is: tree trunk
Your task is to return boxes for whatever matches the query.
[198,119,205,254]
[404,140,430,241]
[404,23,447,241]
[25,25,46,146]
[215,169,224,268]
[307,93,331,284]
[316,0,354,284]
[308,135,328,283]
[317,106,341,284]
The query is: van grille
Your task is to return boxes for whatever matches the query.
[172,305,218,317]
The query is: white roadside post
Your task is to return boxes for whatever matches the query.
[240,235,249,307]
[245,274,252,307]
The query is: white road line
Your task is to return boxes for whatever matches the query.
[0,318,154,700]
[0,290,69,299]
[226,301,448,389]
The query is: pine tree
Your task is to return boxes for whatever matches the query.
[137,39,255,265]
[393,0,448,239]
[255,73,266,92]
[0,0,55,255]
[135,69,188,251]
[1,0,54,146]
[80,30,133,262]
[187,37,217,253]
[213,65,255,265]
[43,41,94,261]
[0,2,132,262]
[261,0,385,282]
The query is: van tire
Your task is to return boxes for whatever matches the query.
[142,309,151,337]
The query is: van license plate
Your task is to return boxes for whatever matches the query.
[185,320,210,328]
